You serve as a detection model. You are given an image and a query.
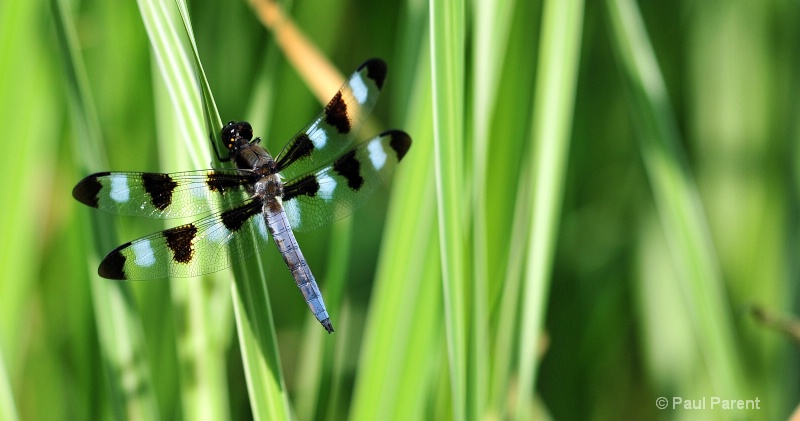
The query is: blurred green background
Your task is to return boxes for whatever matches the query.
[1,0,798,419]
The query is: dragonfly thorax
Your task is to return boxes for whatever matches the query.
[222,120,275,172]
[254,175,283,199]
[231,142,276,173]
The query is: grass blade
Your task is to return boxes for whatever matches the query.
[348,54,440,421]
[516,1,584,419]
[429,0,467,418]
[0,5,64,409]
[137,1,237,419]
[469,0,517,415]
[605,0,745,398]
[0,348,18,421]
[170,1,296,419]
[55,0,161,417]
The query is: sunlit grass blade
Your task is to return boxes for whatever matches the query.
[469,0,517,415]
[0,347,18,421]
[136,1,237,419]
[138,0,206,167]
[348,54,440,421]
[516,1,584,419]
[605,0,745,397]
[488,163,532,419]
[244,3,366,417]
[230,265,292,421]
[55,0,161,418]
[226,81,292,421]
[0,0,60,386]
[175,0,223,148]
[165,1,295,419]
[429,0,467,418]
[293,217,350,421]
[272,54,358,421]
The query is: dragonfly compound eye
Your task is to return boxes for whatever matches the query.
[221,121,237,150]
[221,121,253,149]
[234,121,253,141]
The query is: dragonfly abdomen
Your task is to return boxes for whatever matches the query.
[265,204,333,333]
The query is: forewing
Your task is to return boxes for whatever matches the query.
[72,169,256,219]
[282,130,411,232]
[97,198,272,279]
[274,59,387,180]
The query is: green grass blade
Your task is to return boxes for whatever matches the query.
[605,0,745,398]
[138,0,206,168]
[55,0,162,418]
[487,163,532,419]
[230,266,292,421]
[515,1,584,419]
[229,65,292,421]
[0,0,61,400]
[429,0,467,418]
[294,216,350,421]
[136,1,236,419]
[166,2,293,420]
[0,347,18,421]
[469,0,517,415]
[175,0,223,147]
[348,54,440,421]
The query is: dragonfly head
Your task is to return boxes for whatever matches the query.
[222,121,254,150]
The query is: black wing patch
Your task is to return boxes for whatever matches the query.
[282,130,411,232]
[275,59,388,180]
[97,198,268,280]
[73,169,256,219]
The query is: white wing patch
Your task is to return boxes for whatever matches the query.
[308,126,328,149]
[317,173,337,201]
[131,239,156,267]
[191,176,210,199]
[349,73,369,105]
[283,199,301,227]
[367,139,387,170]
[110,174,131,203]
[204,222,232,244]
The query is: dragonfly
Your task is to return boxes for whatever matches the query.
[72,59,411,333]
